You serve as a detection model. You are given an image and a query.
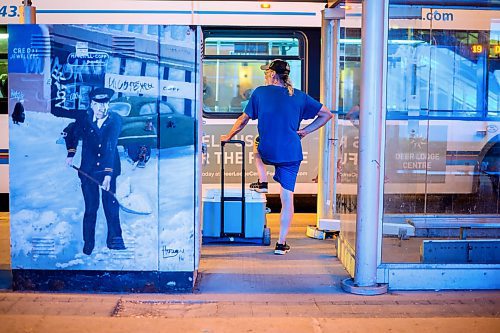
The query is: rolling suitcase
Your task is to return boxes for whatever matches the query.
[202,139,271,245]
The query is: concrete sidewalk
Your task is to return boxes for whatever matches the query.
[1,290,499,332]
[1,213,499,332]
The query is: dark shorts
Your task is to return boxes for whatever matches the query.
[272,162,301,192]
[255,136,301,192]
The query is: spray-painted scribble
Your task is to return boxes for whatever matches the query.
[106,74,156,95]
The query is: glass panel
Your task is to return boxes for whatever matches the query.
[383,119,430,263]
[382,10,500,264]
[337,27,361,257]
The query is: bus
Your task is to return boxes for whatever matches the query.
[0,0,498,216]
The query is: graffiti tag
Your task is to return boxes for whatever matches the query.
[162,247,185,261]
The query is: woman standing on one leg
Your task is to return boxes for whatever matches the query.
[221,59,332,255]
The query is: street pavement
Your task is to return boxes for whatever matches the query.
[1,290,499,333]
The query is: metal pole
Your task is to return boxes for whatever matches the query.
[341,0,388,295]
[21,0,36,24]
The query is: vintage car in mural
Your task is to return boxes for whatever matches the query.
[110,96,195,161]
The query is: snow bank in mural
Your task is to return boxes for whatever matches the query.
[10,111,195,270]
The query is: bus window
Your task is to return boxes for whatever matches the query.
[338,28,362,112]
[0,25,7,100]
[203,59,302,114]
[204,36,300,57]
[203,32,305,117]
[488,27,499,116]
[385,28,494,117]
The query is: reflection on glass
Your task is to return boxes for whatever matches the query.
[337,27,361,255]
[382,13,500,264]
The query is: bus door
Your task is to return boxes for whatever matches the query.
[201,29,321,196]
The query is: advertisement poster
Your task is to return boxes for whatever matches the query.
[336,122,447,184]
[8,25,199,272]
[385,125,447,183]
[201,125,320,187]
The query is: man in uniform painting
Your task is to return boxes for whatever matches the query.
[52,87,126,255]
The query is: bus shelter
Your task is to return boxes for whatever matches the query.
[319,0,500,292]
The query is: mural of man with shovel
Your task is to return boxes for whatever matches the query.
[52,87,126,255]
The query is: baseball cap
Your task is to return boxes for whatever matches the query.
[260,59,290,75]
[89,87,115,103]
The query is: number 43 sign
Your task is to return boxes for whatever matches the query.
[0,4,21,23]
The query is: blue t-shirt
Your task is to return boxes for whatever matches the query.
[244,85,322,164]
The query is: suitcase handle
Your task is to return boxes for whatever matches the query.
[220,139,245,195]
[221,139,245,147]
[220,139,246,238]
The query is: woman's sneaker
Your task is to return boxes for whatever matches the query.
[250,180,268,193]
[274,242,290,255]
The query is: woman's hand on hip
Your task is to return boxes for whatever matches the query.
[297,129,308,139]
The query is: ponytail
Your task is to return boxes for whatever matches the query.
[278,74,294,96]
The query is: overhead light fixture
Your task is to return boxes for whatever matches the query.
[260,3,271,9]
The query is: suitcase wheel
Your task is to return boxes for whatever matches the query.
[263,227,271,246]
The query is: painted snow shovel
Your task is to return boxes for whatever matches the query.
[71,165,152,216]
